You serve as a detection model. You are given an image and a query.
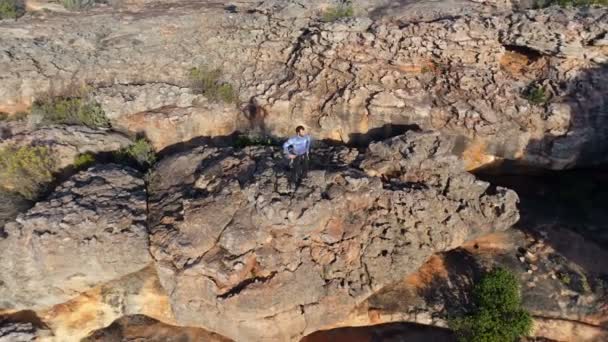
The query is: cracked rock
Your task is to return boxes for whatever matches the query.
[147,131,519,341]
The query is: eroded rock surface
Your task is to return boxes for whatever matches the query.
[1,3,606,169]
[147,131,519,341]
[0,165,149,310]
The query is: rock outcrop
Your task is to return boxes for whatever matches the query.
[0,2,606,169]
[0,122,132,170]
[0,165,150,310]
[147,131,518,341]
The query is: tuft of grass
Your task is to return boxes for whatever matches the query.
[0,0,22,20]
[32,96,110,128]
[522,84,548,105]
[0,145,56,200]
[188,66,238,104]
[558,272,571,285]
[322,2,354,22]
[73,152,96,169]
[62,0,94,10]
[233,134,276,148]
[449,268,532,342]
[114,138,157,171]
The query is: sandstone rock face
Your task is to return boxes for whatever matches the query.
[1,2,606,169]
[0,165,150,310]
[147,131,519,341]
[0,123,132,169]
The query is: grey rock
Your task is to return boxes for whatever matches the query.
[0,164,150,310]
[147,131,519,341]
[0,322,37,342]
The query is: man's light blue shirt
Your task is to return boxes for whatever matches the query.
[283,135,311,156]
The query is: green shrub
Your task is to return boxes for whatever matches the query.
[233,134,276,148]
[0,0,21,20]
[522,85,548,105]
[322,2,354,22]
[62,0,94,10]
[32,97,110,128]
[74,152,96,169]
[114,138,156,171]
[188,66,238,103]
[0,145,56,200]
[449,268,533,342]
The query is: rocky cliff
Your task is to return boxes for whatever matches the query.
[1,0,606,170]
[1,1,607,341]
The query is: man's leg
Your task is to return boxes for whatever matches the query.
[294,155,303,183]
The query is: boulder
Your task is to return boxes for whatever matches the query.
[0,165,150,310]
[147,131,519,341]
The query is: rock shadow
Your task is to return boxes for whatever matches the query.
[301,321,455,342]
[418,249,484,318]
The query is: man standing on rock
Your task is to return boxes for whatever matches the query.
[283,125,311,184]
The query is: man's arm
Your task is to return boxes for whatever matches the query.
[283,137,295,156]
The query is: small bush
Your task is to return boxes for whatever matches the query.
[233,134,276,148]
[450,268,533,342]
[188,66,238,103]
[522,85,548,105]
[32,97,110,128]
[322,2,354,22]
[0,0,21,20]
[62,0,94,10]
[114,138,156,171]
[0,145,56,200]
[74,152,96,169]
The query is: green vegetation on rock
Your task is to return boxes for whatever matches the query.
[114,138,157,171]
[0,145,56,200]
[0,0,21,20]
[233,134,276,148]
[523,85,548,105]
[73,152,96,169]
[32,96,110,128]
[188,66,238,103]
[322,2,354,22]
[450,268,533,342]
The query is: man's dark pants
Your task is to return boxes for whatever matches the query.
[289,154,308,184]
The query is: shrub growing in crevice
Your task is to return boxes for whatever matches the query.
[0,145,56,200]
[31,96,110,128]
[188,66,238,104]
[73,152,96,169]
[113,138,157,171]
[522,84,548,105]
[0,0,24,20]
[449,268,532,342]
